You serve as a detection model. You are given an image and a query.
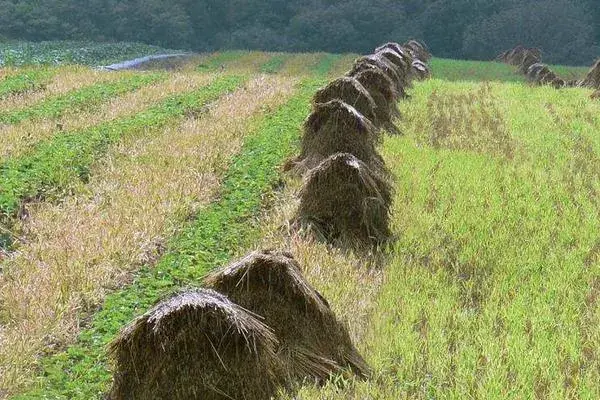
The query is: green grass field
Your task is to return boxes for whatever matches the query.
[0,49,598,399]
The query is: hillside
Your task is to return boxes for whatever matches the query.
[0,48,598,399]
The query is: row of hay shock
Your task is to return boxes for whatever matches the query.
[109,42,434,399]
[109,250,368,400]
[291,40,431,251]
[497,45,600,93]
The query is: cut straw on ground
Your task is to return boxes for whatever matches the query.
[0,66,124,112]
[0,72,165,125]
[0,74,245,220]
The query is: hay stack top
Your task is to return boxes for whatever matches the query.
[205,250,330,315]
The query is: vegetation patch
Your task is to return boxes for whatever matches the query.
[0,74,245,220]
[0,72,165,125]
[259,54,290,74]
[0,41,181,67]
[196,50,249,71]
[0,68,55,99]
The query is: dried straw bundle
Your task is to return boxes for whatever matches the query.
[349,55,403,94]
[312,76,378,124]
[580,59,600,89]
[292,100,385,174]
[109,289,285,400]
[375,49,411,87]
[403,39,432,61]
[294,153,393,250]
[351,68,401,134]
[412,60,431,80]
[205,250,370,383]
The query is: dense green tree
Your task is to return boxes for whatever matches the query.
[463,0,597,65]
[0,0,597,65]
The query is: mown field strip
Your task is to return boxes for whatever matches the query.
[279,53,325,76]
[197,51,274,74]
[0,72,214,161]
[0,66,122,112]
[326,53,357,77]
[10,76,327,400]
[259,53,291,74]
[0,74,245,220]
[0,75,297,396]
[293,79,600,399]
[0,68,55,99]
[0,72,165,125]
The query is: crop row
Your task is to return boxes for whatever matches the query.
[0,72,165,125]
[0,74,245,220]
[0,68,56,99]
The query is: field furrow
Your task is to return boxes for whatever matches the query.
[7,76,328,399]
[0,75,297,396]
[0,72,213,161]
[0,74,245,221]
[0,73,165,125]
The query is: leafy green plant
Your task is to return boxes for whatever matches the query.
[312,54,342,76]
[0,68,55,99]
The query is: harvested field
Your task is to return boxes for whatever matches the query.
[2,47,598,400]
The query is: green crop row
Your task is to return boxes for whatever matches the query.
[13,76,327,400]
[312,54,342,76]
[0,74,246,220]
[196,50,249,71]
[260,54,290,74]
[0,68,56,99]
[0,73,165,125]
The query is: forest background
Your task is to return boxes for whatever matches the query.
[0,0,598,66]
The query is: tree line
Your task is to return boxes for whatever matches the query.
[0,0,598,65]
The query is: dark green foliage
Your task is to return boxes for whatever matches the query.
[0,0,597,65]
[0,41,179,67]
